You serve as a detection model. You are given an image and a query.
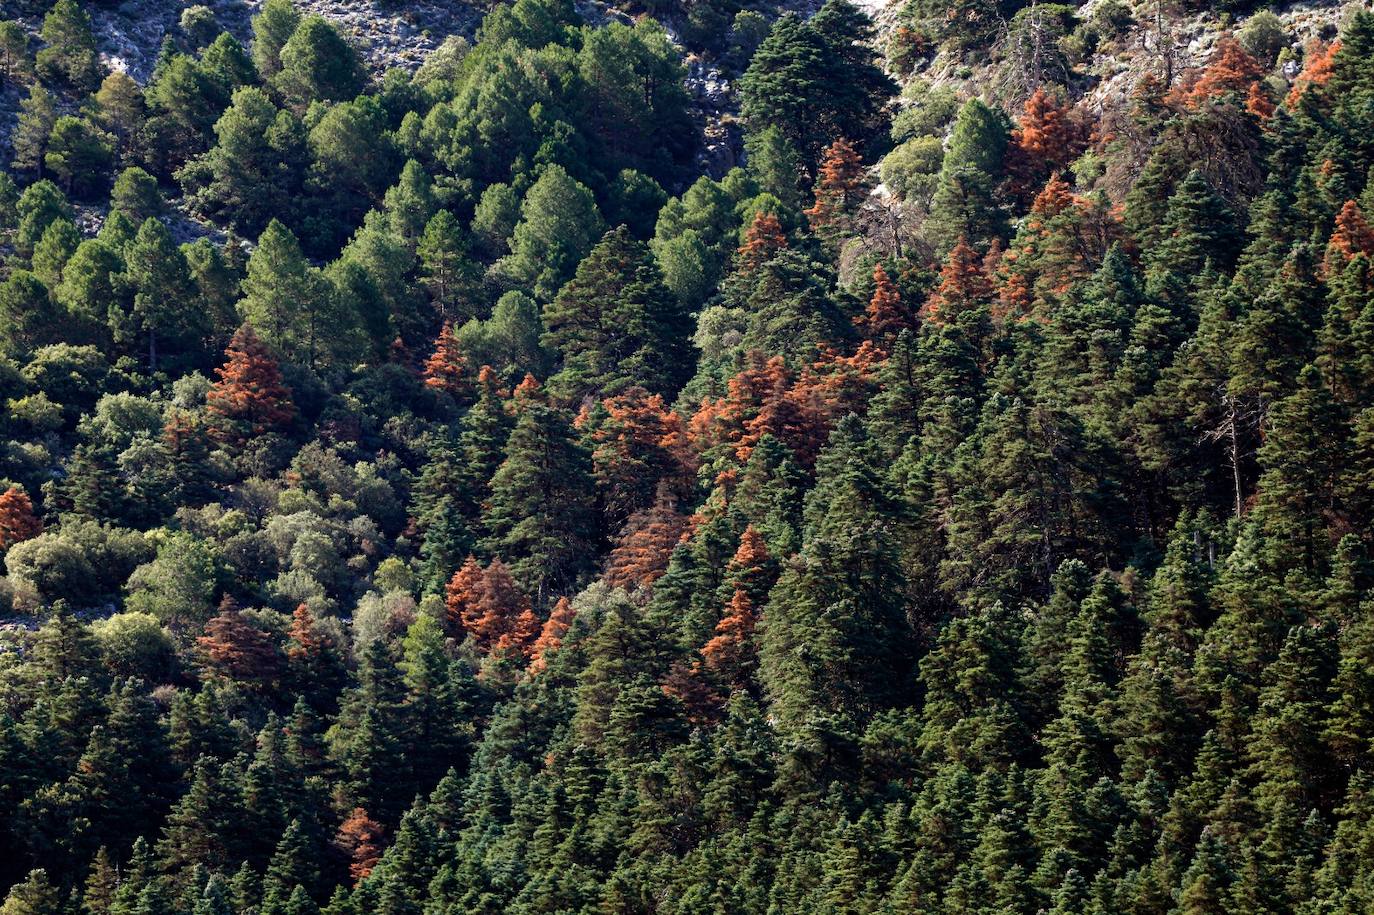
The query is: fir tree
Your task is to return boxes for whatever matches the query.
[481,387,597,603]
[206,324,296,443]
[542,226,692,403]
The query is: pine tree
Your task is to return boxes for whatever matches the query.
[739,2,893,173]
[482,390,597,603]
[604,485,692,590]
[35,0,99,91]
[334,808,383,884]
[0,869,63,915]
[923,236,994,325]
[805,138,868,248]
[1144,170,1242,302]
[1323,200,1374,278]
[122,217,202,370]
[528,595,576,675]
[1182,37,1263,106]
[857,262,909,347]
[926,99,1010,255]
[1250,365,1346,573]
[250,0,300,79]
[417,209,479,322]
[1007,88,1084,198]
[206,324,296,443]
[737,211,788,271]
[421,321,468,400]
[443,556,533,652]
[542,226,692,403]
[760,417,912,743]
[239,220,344,368]
[197,600,283,687]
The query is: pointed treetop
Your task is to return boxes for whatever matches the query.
[528,596,576,676]
[923,236,992,324]
[206,323,296,441]
[738,211,788,271]
[422,320,469,398]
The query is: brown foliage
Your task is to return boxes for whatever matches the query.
[1286,39,1339,107]
[512,373,542,406]
[738,211,788,271]
[589,388,696,527]
[700,587,757,684]
[422,320,468,398]
[805,138,868,240]
[1177,37,1264,108]
[995,174,1120,322]
[528,596,576,676]
[444,556,535,654]
[206,324,296,443]
[335,807,384,883]
[286,603,329,661]
[1324,200,1374,279]
[923,237,993,325]
[661,659,723,726]
[196,599,281,685]
[1246,81,1276,119]
[605,484,692,590]
[0,486,42,551]
[1007,88,1087,197]
[857,263,911,347]
[689,343,881,470]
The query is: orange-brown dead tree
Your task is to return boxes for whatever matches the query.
[206,324,295,443]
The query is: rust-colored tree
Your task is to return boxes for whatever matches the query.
[604,484,692,589]
[1286,39,1339,107]
[1324,200,1374,278]
[196,598,282,686]
[700,587,758,686]
[444,556,486,637]
[1007,88,1086,199]
[512,372,542,405]
[857,263,911,346]
[0,486,42,552]
[444,556,534,652]
[786,344,883,446]
[206,324,296,443]
[494,607,541,657]
[286,603,328,662]
[1179,37,1263,107]
[422,320,469,399]
[689,351,843,468]
[661,659,724,726]
[335,807,384,883]
[588,388,695,528]
[995,173,1115,322]
[1245,81,1276,119]
[727,524,776,602]
[528,596,576,675]
[805,138,868,246]
[738,211,788,271]
[923,236,993,324]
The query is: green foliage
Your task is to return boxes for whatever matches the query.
[35,0,100,91]
[0,2,1373,911]
[739,0,895,172]
[273,16,365,109]
[542,225,692,402]
[498,164,604,301]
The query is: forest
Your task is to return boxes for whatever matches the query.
[2,0,1374,909]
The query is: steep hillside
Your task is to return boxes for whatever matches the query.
[7,0,1374,911]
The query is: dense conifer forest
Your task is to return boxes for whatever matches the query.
[3,0,1374,909]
